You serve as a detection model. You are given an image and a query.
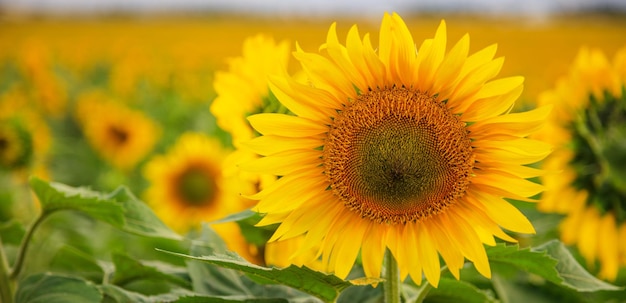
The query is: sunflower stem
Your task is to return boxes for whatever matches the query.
[0,240,15,303]
[10,211,49,280]
[383,249,401,303]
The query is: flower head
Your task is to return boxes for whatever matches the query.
[243,13,550,286]
[537,46,626,280]
[75,90,160,171]
[143,132,259,262]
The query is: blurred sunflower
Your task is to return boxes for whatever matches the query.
[537,46,626,281]
[243,12,551,286]
[211,34,290,147]
[0,119,32,171]
[0,88,51,179]
[75,90,160,171]
[211,33,324,268]
[143,132,260,263]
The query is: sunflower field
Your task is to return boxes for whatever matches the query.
[1,10,626,303]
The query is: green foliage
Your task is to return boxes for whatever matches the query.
[15,273,103,303]
[29,176,181,240]
[161,225,355,303]
[0,174,623,303]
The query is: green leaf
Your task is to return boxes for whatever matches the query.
[209,209,257,224]
[0,219,25,245]
[160,245,354,303]
[187,226,254,296]
[421,278,497,303]
[111,253,191,289]
[30,176,124,226]
[174,296,288,303]
[49,245,105,283]
[29,177,181,240]
[486,241,621,292]
[486,242,562,284]
[15,273,103,303]
[99,284,188,303]
[107,186,182,240]
[535,240,622,292]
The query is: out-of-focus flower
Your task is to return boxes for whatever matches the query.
[211,33,326,269]
[211,34,290,148]
[537,46,626,281]
[75,90,160,171]
[0,119,33,171]
[243,13,551,286]
[142,132,260,263]
[0,87,52,179]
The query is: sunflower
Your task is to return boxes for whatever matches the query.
[537,46,626,281]
[212,34,325,268]
[143,132,260,263]
[75,90,160,171]
[0,119,32,170]
[211,34,290,148]
[241,13,551,287]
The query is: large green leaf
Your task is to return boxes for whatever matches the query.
[29,177,181,240]
[161,226,354,303]
[49,245,105,283]
[111,253,191,290]
[535,240,622,292]
[420,278,497,303]
[486,241,621,292]
[486,242,561,285]
[99,284,188,303]
[15,273,102,303]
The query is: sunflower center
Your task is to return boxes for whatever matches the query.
[569,90,626,221]
[324,87,474,224]
[0,137,7,151]
[176,167,217,206]
[108,126,129,145]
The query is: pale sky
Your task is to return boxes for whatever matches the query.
[3,0,626,16]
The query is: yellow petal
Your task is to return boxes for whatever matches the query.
[240,149,322,175]
[248,113,328,137]
[242,135,323,156]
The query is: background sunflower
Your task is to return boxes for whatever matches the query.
[537,46,626,281]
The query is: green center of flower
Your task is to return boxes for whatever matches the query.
[176,167,217,206]
[569,89,626,221]
[324,87,474,224]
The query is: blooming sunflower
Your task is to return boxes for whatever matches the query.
[537,46,626,281]
[75,91,160,171]
[242,13,551,287]
[143,132,260,263]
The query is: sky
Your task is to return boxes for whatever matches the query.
[2,0,626,17]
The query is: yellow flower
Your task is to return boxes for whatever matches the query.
[0,88,52,179]
[211,34,290,147]
[212,34,322,268]
[75,90,160,171]
[242,13,550,287]
[142,132,260,263]
[537,46,626,281]
[0,119,32,170]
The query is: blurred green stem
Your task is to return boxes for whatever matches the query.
[383,249,401,303]
[10,212,49,280]
[0,240,14,303]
